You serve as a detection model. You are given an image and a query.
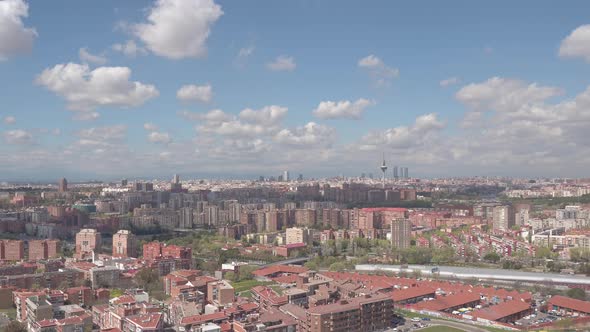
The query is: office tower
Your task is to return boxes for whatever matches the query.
[58,178,68,192]
[298,174,303,181]
[75,229,102,259]
[171,174,182,192]
[404,167,409,179]
[390,218,412,249]
[393,166,398,180]
[121,179,128,186]
[112,230,136,258]
[283,170,290,182]
[380,153,388,188]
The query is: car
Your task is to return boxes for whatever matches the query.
[421,317,431,321]
[411,317,421,322]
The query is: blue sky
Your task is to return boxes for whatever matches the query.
[2,0,590,181]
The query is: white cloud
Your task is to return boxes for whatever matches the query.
[238,105,287,125]
[439,77,461,87]
[79,47,107,65]
[180,109,230,122]
[234,45,254,67]
[176,84,212,103]
[559,24,590,62]
[194,105,288,138]
[0,0,37,61]
[357,54,399,85]
[360,113,445,149]
[313,98,373,119]
[112,40,147,58]
[275,122,335,147]
[3,129,32,144]
[455,77,562,112]
[3,116,16,124]
[144,123,158,131]
[267,55,296,72]
[148,131,171,144]
[133,0,223,59]
[73,112,100,121]
[238,46,254,58]
[35,63,159,111]
[77,125,127,142]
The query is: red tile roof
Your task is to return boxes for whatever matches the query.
[471,300,531,321]
[180,311,228,325]
[549,295,590,314]
[126,313,162,329]
[391,287,436,302]
[252,265,308,277]
[415,292,480,311]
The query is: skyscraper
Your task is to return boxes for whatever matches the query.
[173,174,180,184]
[283,170,290,182]
[393,166,398,180]
[58,178,68,192]
[403,167,409,179]
[390,218,411,249]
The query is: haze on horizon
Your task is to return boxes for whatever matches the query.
[2,0,590,181]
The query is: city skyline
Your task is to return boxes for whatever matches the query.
[3,0,590,180]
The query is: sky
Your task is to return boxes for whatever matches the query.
[2,0,590,181]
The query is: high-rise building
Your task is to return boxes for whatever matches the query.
[180,207,194,229]
[173,174,179,184]
[29,240,60,260]
[393,166,399,180]
[283,171,290,182]
[121,179,128,186]
[75,229,102,259]
[112,230,136,258]
[390,218,411,249]
[171,174,182,192]
[493,206,515,230]
[1,240,25,261]
[58,178,68,192]
[286,227,312,245]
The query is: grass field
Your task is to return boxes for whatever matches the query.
[230,279,273,293]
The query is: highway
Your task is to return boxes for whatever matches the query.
[356,264,590,286]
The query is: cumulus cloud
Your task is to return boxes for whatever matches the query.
[148,131,171,144]
[35,63,159,111]
[176,84,212,103]
[238,105,287,125]
[275,122,335,147]
[133,0,223,59]
[559,25,590,62]
[144,123,158,131]
[79,47,107,65]
[179,109,230,123]
[112,40,147,58]
[455,77,562,112]
[360,113,445,149]
[194,105,288,138]
[3,129,32,144]
[358,54,398,85]
[439,77,461,87]
[313,98,373,119]
[3,116,16,125]
[77,125,127,142]
[0,0,37,61]
[73,112,100,121]
[267,55,296,72]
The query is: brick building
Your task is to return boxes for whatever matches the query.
[112,230,136,258]
[29,240,60,260]
[75,229,101,259]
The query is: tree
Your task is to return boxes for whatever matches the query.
[483,252,501,264]
[2,321,27,332]
[329,262,346,272]
[566,287,587,301]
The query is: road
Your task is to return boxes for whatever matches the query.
[425,319,493,332]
